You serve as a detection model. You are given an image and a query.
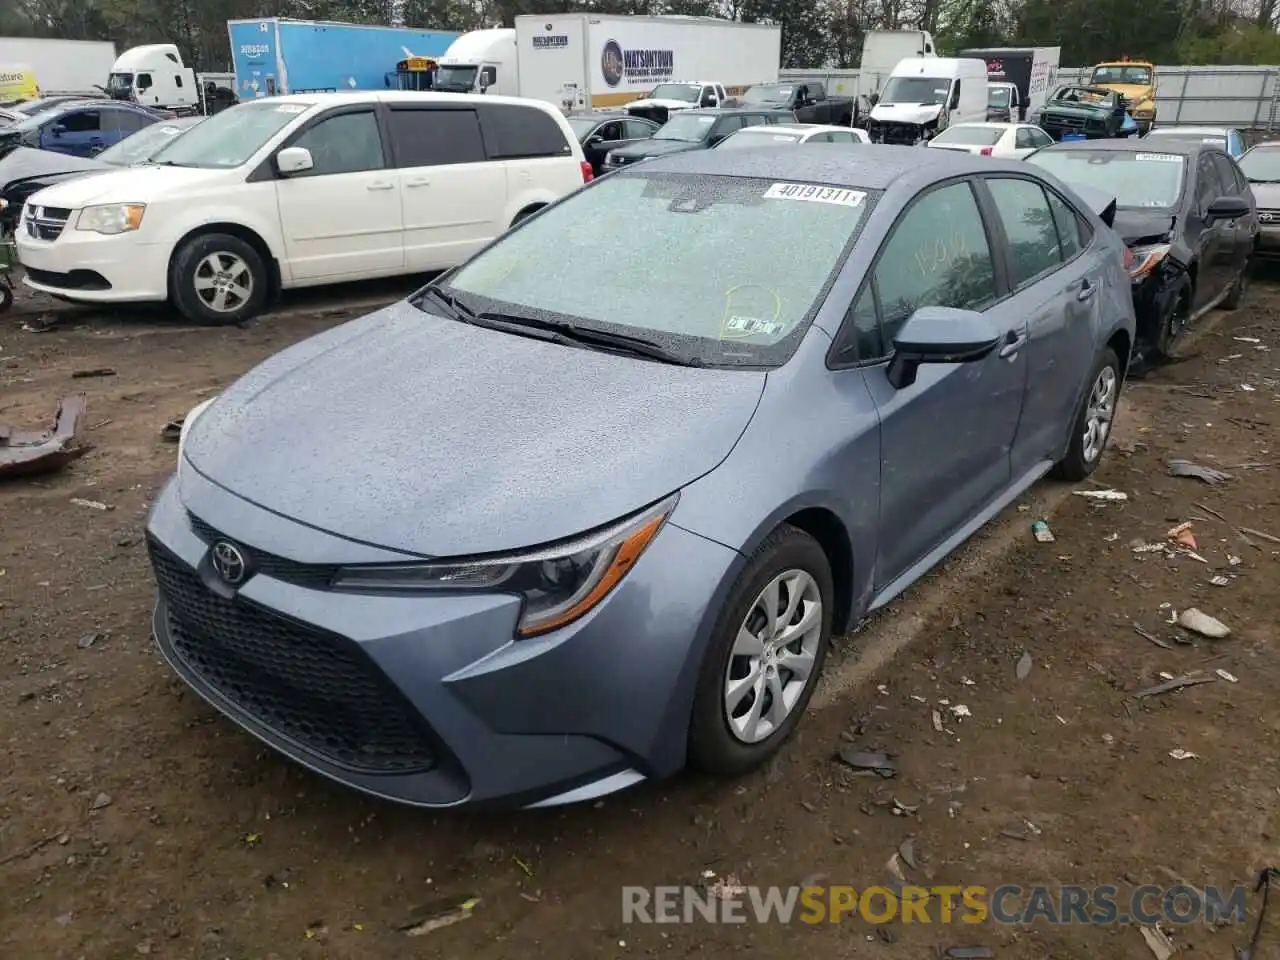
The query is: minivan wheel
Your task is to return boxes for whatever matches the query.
[510,205,544,229]
[170,233,267,326]
[688,525,833,777]
[1051,346,1121,482]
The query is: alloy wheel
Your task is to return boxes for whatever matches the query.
[1082,365,1118,464]
[194,251,254,315]
[723,569,823,744]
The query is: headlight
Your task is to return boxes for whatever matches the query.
[1128,243,1170,280]
[332,493,678,638]
[177,397,215,456]
[75,203,146,235]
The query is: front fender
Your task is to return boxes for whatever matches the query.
[152,198,286,263]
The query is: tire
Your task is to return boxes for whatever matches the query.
[1222,256,1251,310]
[1155,276,1192,358]
[1051,346,1122,482]
[169,232,267,326]
[0,282,12,313]
[510,205,543,229]
[688,525,834,777]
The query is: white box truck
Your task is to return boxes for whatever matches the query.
[434,14,781,113]
[959,46,1061,122]
[0,37,116,94]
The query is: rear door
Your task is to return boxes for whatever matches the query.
[980,175,1102,474]
[113,108,153,149]
[386,103,504,272]
[581,119,626,172]
[273,106,403,281]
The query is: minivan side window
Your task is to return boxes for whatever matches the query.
[388,107,486,166]
[477,102,572,160]
[290,110,384,176]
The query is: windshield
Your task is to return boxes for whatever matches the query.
[99,119,199,166]
[719,130,801,148]
[988,86,1011,107]
[648,83,700,103]
[435,65,476,90]
[743,85,792,104]
[653,113,717,142]
[1239,147,1280,182]
[567,117,598,138]
[880,76,951,105]
[149,100,307,169]
[107,73,133,95]
[439,173,873,368]
[1146,128,1224,145]
[1091,65,1152,86]
[1049,86,1113,107]
[1027,150,1185,208]
[934,125,1003,146]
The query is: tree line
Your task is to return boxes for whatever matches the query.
[2,0,1279,76]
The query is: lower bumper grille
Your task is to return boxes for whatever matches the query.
[149,538,439,774]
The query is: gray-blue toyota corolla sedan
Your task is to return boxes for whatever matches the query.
[148,145,1136,809]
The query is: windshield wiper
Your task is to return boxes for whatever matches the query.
[1248,177,1280,184]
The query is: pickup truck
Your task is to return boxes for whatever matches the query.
[740,80,856,126]
[1032,84,1138,141]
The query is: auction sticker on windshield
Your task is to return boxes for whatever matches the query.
[764,183,866,207]
[1135,153,1181,162]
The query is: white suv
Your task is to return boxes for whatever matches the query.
[16,91,593,325]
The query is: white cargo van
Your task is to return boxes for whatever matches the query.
[866,57,988,145]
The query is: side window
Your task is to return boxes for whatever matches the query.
[716,84,727,101]
[715,115,747,138]
[700,85,716,106]
[97,110,123,136]
[115,110,149,134]
[1015,128,1036,149]
[986,177,1064,287]
[809,132,834,143]
[136,73,153,91]
[829,131,857,143]
[60,109,100,133]
[1032,128,1053,148]
[1196,155,1224,209]
[389,108,484,166]
[479,66,497,88]
[291,110,384,176]
[623,119,655,139]
[476,102,571,159]
[1211,153,1241,195]
[853,181,998,359]
[1044,188,1085,261]
[847,282,883,360]
[174,73,184,88]
[593,120,623,141]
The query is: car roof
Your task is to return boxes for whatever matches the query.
[680,106,789,117]
[632,143,1032,189]
[732,123,846,135]
[252,91,567,112]
[942,121,1021,130]
[1146,126,1234,135]
[567,111,633,121]
[1037,138,1210,158]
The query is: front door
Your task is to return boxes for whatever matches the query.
[1191,153,1233,310]
[274,107,404,281]
[849,180,1028,589]
[42,108,105,157]
[582,119,627,174]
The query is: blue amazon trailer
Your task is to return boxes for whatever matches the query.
[228,18,459,98]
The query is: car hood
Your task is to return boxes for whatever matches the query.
[611,138,704,159]
[1112,207,1177,245]
[183,301,767,557]
[0,146,108,189]
[24,163,229,207]
[870,103,943,125]
[1248,181,1280,210]
[627,97,697,111]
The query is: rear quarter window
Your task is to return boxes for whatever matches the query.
[477,103,573,160]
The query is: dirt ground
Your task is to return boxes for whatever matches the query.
[1,277,1278,960]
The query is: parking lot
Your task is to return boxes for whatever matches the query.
[1,277,1278,960]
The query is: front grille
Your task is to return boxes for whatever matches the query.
[871,122,921,145]
[1257,208,1280,224]
[1045,114,1087,130]
[24,204,70,241]
[149,539,439,774]
[187,512,338,589]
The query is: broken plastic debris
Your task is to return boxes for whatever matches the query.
[1140,923,1175,960]
[1209,575,1231,587]
[709,873,746,900]
[1032,520,1054,542]
[1104,531,1120,542]
[950,704,971,719]
[1241,383,1256,391]
[70,498,109,511]
[0,394,92,479]
[836,749,897,778]
[1016,652,1032,680]
[1169,748,1198,761]
[1215,669,1239,683]
[1074,488,1128,501]
[1177,608,1231,638]
[400,897,480,937]
[1167,459,1232,484]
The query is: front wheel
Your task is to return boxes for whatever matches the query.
[688,525,833,777]
[1051,347,1122,481]
[169,233,267,326]
[1155,277,1192,358]
[0,281,12,313]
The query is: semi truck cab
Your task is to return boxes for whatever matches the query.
[108,44,197,112]
[434,28,516,96]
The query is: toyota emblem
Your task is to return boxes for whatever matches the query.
[211,540,248,585]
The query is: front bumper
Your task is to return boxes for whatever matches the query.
[16,213,170,302]
[145,472,740,809]
[1255,223,1280,257]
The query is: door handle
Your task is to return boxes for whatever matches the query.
[366,182,394,191]
[998,331,1028,359]
[1076,279,1097,301]
[405,178,430,188]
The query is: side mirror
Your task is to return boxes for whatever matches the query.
[701,96,718,108]
[886,306,1002,389]
[275,146,314,175]
[50,123,66,138]
[949,92,960,111]
[1207,195,1250,221]
[585,134,604,146]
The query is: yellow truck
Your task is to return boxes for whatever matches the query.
[1087,58,1156,134]
[0,64,39,106]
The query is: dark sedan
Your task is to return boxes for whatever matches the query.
[602,107,792,172]
[1027,139,1255,368]
[566,111,660,176]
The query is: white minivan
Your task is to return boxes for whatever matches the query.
[16,91,593,324]
[867,57,990,145]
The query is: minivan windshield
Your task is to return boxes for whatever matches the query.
[1239,146,1280,182]
[1026,149,1186,208]
[879,76,950,104]
[435,172,874,368]
[148,100,308,169]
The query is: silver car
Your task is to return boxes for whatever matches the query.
[1239,140,1280,258]
[148,145,1136,809]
